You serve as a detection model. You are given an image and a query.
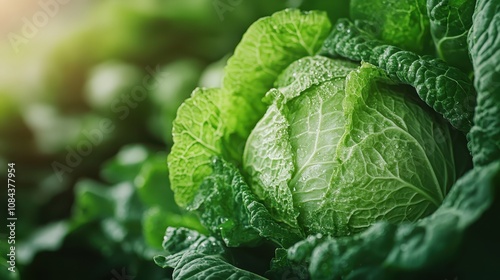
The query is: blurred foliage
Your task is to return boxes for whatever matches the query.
[19,145,206,279]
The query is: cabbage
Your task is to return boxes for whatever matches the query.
[158,2,500,278]
[244,58,458,236]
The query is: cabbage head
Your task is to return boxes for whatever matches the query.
[243,57,458,236]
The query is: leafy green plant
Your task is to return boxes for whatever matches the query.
[157,1,499,279]
[18,145,205,279]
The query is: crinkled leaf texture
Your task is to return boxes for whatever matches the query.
[188,157,304,248]
[223,8,331,128]
[467,0,500,166]
[244,57,458,236]
[283,160,500,280]
[168,9,332,208]
[168,88,228,208]
[427,0,475,72]
[154,227,266,280]
[321,18,476,132]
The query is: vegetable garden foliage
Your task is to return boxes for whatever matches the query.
[159,1,500,279]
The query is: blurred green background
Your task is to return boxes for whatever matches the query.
[0,1,349,279]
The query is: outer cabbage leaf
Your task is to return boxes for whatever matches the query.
[154,227,266,280]
[351,0,431,54]
[467,0,500,166]
[321,19,476,132]
[285,160,500,280]
[168,9,332,208]
[189,157,303,248]
[427,0,475,73]
[223,9,332,136]
[168,88,229,207]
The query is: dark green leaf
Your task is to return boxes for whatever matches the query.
[467,0,500,166]
[321,19,476,132]
[189,158,303,248]
[351,0,431,53]
[154,227,266,280]
[427,0,475,72]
